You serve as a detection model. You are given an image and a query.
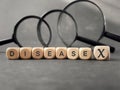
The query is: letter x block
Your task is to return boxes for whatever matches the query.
[44,47,56,59]
[93,46,110,60]
[6,47,20,60]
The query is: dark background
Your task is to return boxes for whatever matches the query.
[0,0,120,90]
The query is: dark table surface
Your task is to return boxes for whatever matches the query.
[0,50,120,90]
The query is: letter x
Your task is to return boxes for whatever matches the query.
[98,49,105,58]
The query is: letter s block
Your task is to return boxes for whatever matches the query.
[93,46,110,60]
[32,47,44,59]
[6,47,20,60]
[67,48,79,60]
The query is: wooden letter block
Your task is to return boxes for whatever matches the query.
[93,46,110,61]
[56,47,67,59]
[79,47,92,60]
[32,47,44,59]
[20,47,32,60]
[67,48,79,60]
[44,47,56,59]
[6,47,19,60]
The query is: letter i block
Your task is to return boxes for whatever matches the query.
[20,47,32,60]
[6,47,20,60]
[32,47,44,59]
[67,48,79,60]
[56,47,67,59]
[44,47,56,59]
[79,47,92,60]
[93,46,110,60]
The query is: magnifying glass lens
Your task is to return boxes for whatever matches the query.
[63,1,104,41]
[16,18,41,47]
[58,13,77,46]
[16,17,51,47]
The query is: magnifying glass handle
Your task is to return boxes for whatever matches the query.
[76,36,115,53]
[104,31,120,42]
[0,38,13,46]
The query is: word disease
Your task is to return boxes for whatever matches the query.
[6,46,110,60]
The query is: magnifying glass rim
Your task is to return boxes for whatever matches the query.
[63,0,106,42]
[37,9,78,47]
[37,17,52,47]
[14,15,52,47]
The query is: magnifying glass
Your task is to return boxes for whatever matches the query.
[0,15,52,47]
[37,9,115,53]
[58,0,120,45]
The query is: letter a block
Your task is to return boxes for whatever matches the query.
[20,47,32,60]
[44,47,56,59]
[32,47,44,59]
[6,47,20,60]
[56,47,67,59]
[79,47,92,60]
[93,46,110,60]
[67,48,79,60]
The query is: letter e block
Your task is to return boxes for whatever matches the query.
[44,47,56,59]
[79,47,92,60]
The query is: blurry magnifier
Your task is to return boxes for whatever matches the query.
[58,0,120,46]
[37,9,115,53]
[0,15,52,47]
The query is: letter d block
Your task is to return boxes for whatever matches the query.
[67,48,79,60]
[44,47,56,59]
[6,47,20,60]
[94,46,110,61]
[20,47,32,60]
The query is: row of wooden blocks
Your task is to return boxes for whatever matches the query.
[6,46,110,60]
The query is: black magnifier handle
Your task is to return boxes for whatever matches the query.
[76,36,115,53]
[104,31,120,42]
[0,38,13,46]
